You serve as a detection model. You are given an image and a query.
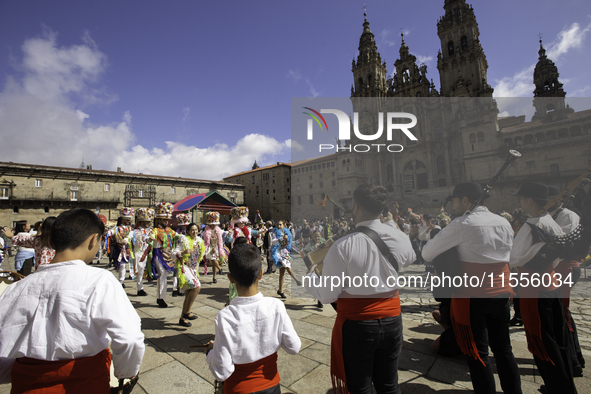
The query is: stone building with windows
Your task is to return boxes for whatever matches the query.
[291,0,591,220]
[223,162,291,221]
[0,161,243,227]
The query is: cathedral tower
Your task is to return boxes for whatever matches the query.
[351,12,388,98]
[531,39,572,121]
[388,34,438,97]
[436,0,492,97]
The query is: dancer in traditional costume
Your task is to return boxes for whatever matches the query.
[173,222,205,327]
[423,182,521,394]
[6,216,57,270]
[231,207,252,248]
[305,185,416,393]
[510,182,576,394]
[271,220,300,298]
[146,202,176,308]
[172,213,192,297]
[127,208,154,296]
[547,185,586,375]
[203,211,225,284]
[107,208,134,287]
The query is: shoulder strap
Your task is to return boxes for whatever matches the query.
[354,226,399,274]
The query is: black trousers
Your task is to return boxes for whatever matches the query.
[467,298,522,394]
[530,290,578,394]
[250,383,281,394]
[342,315,403,394]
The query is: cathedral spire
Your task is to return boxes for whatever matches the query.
[532,37,572,121]
[351,10,387,97]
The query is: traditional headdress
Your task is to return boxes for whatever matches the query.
[119,207,135,219]
[254,210,263,225]
[206,211,220,225]
[154,202,173,219]
[175,213,192,226]
[136,208,154,222]
[231,206,249,224]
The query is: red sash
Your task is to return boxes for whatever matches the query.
[223,352,279,394]
[11,348,111,394]
[450,262,513,367]
[331,292,401,394]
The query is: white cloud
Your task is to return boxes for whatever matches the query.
[0,31,289,180]
[416,55,433,65]
[286,139,304,152]
[493,20,591,99]
[287,69,320,97]
[546,21,591,61]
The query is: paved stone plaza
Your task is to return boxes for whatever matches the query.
[1,255,591,393]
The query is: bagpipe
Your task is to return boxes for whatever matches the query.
[525,164,591,272]
[432,150,521,300]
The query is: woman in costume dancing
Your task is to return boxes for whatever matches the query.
[174,222,205,327]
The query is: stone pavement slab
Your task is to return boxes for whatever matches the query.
[2,257,591,393]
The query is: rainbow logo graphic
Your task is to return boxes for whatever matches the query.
[302,107,328,131]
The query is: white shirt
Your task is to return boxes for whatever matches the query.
[510,213,565,268]
[549,207,580,234]
[422,206,514,264]
[305,219,416,304]
[418,224,441,241]
[0,260,145,382]
[206,292,301,381]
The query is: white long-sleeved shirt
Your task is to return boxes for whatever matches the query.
[418,224,441,242]
[422,206,514,264]
[305,219,416,304]
[548,207,580,234]
[0,260,145,383]
[510,213,564,268]
[206,292,300,381]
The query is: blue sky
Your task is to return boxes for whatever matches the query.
[0,0,589,179]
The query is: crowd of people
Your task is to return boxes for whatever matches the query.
[0,178,588,394]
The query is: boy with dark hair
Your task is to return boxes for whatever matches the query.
[206,244,301,394]
[0,208,145,392]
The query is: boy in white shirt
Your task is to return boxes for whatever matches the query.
[205,244,301,394]
[0,208,145,392]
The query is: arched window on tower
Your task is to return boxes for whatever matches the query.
[461,36,468,50]
[448,41,454,56]
[469,133,476,143]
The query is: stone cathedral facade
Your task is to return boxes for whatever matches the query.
[292,0,591,220]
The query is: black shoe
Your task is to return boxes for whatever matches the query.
[509,316,523,326]
[179,318,192,327]
[121,283,126,289]
[172,290,180,297]
[277,290,287,299]
[183,313,198,320]
[212,279,217,284]
[157,299,168,308]
[137,290,147,296]
[317,300,323,308]
[294,279,302,287]
[264,269,273,275]
[219,268,223,275]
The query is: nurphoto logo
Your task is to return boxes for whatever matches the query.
[302,107,418,152]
